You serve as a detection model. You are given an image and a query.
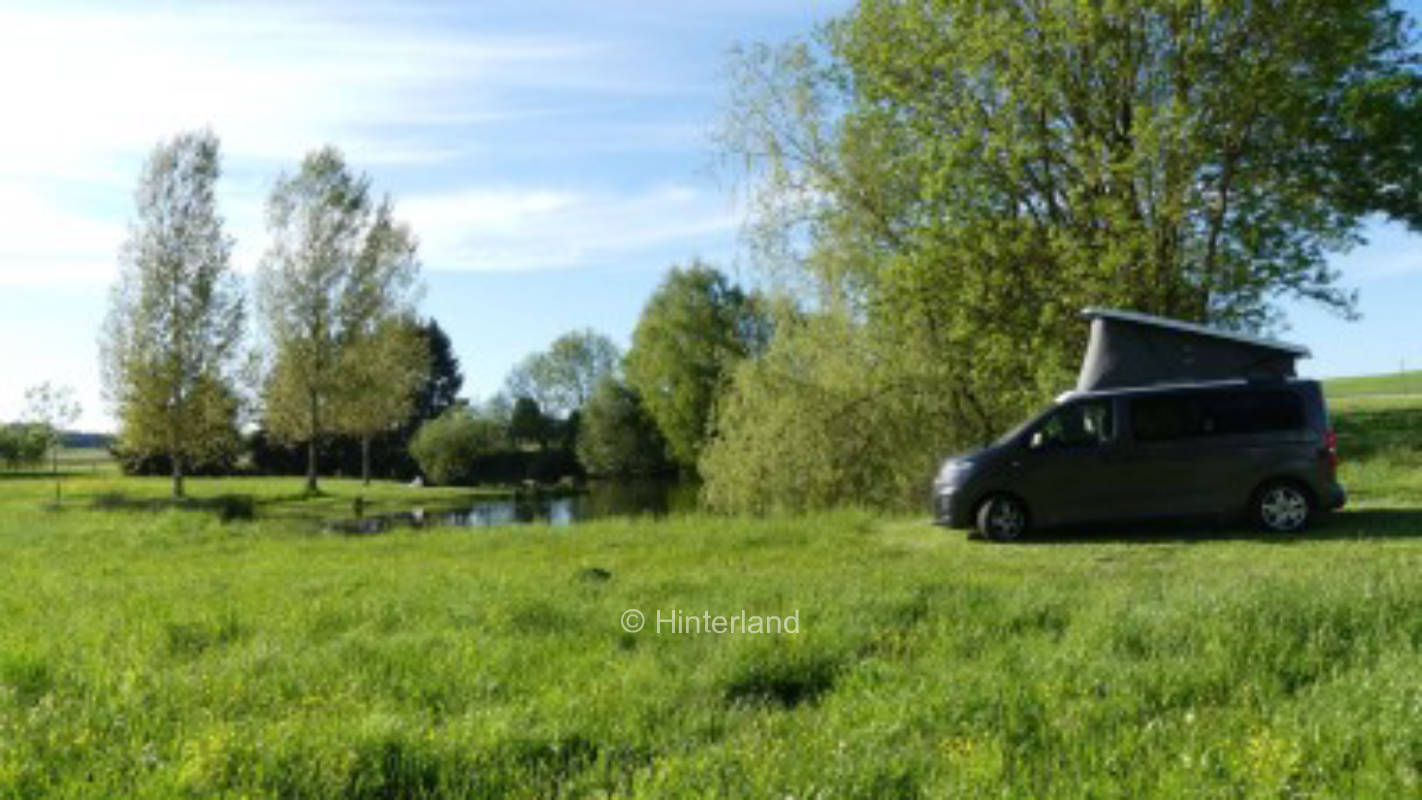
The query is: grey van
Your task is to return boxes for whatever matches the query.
[931,378,1345,540]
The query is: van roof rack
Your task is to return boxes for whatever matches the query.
[1077,308,1309,392]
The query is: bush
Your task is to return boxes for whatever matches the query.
[0,424,49,469]
[699,311,1033,513]
[111,445,243,477]
[409,407,505,485]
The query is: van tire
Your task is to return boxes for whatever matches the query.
[1251,480,1311,533]
[977,495,1029,542]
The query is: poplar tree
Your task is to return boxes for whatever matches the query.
[257,148,421,493]
[100,130,244,499]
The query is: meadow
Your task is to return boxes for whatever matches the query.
[1,396,1421,797]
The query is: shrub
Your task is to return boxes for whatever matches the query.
[409,407,504,485]
[0,424,49,470]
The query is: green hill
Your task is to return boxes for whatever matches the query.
[1323,370,1422,398]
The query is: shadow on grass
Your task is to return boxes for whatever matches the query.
[1006,507,1422,545]
[90,492,256,522]
[0,469,95,481]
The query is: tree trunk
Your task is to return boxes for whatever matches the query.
[361,435,372,486]
[172,452,185,499]
[306,438,319,495]
[306,389,320,495]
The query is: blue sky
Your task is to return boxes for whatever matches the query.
[1,0,1419,432]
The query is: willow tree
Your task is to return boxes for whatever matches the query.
[100,130,244,499]
[257,148,421,493]
[706,0,1422,511]
[624,262,766,469]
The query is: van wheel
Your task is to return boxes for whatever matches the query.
[977,495,1029,542]
[1252,481,1311,533]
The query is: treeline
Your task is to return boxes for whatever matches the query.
[397,265,766,488]
[96,129,763,496]
[98,0,1422,509]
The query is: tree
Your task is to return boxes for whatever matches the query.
[504,329,621,419]
[256,147,421,493]
[411,319,463,424]
[705,0,1422,511]
[332,315,428,485]
[99,130,245,499]
[409,406,504,485]
[23,382,81,504]
[509,396,551,449]
[576,376,671,477]
[0,424,47,471]
[624,262,765,469]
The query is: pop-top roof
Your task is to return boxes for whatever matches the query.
[1081,308,1310,357]
[1076,308,1310,392]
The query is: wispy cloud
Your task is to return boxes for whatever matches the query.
[0,2,729,287]
[403,184,739,272]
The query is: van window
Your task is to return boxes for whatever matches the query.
[1206,390,1306,434]
[1031,399,1114,449]
[1131,390,1305,442]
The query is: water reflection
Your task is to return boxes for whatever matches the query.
[327,480,697,534]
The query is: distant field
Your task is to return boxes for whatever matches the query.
[52,447,116,470]
[1323,369,1422,398]
[0,400,1420,796]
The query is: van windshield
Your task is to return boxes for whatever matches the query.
[993,406,1054,447]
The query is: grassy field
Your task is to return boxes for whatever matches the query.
[1324,369,1422,398]
[2,403,1421,797]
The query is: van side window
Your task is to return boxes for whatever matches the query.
[1132,390,1305,442]
[1204,390,1305,434]
[1130,395,1198,441]
[1032,400,1114,449]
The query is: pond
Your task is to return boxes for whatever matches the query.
[327,479,699,534]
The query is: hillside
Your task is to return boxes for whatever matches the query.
[1323,370,1422,398]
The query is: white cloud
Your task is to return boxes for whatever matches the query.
[0,6,611,171]
[0,185,126,287]
[0,4,652,285]
[402,184,739,272]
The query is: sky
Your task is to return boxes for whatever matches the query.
[1,0,1419,433]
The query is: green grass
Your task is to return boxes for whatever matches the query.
[2,406,1422,797]
[1324,369,1422,398]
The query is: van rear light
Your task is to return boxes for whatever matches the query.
[1324,428,1338,472]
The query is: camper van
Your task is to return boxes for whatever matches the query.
[932,309,1345,540]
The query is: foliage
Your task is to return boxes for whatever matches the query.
[22,382,82,502]
[624,262,767,469]
[332,315,429,483]
[256,146,421,492]
[505,329,621,419]
[249,318,464,481]
[509,396,552,448]
[0,424,48,470]
[99,130,245,499]
[702,308,978,512]
[408,406,505,485]
[410,319,464,424]
[110,442,242,478]
[709,0,1422,512]
[576,376,673,477]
